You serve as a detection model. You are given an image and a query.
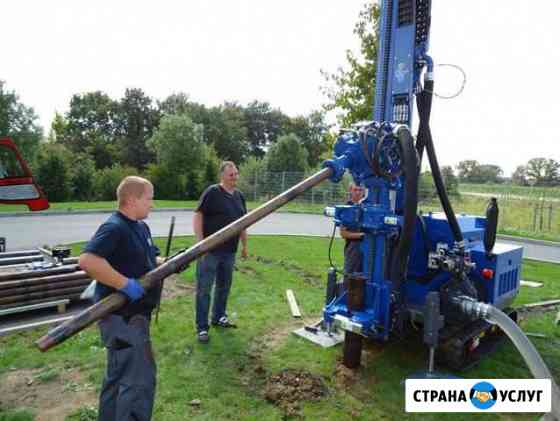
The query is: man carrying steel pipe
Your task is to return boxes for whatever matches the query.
[79,176,163,421]
[193,161,248,344]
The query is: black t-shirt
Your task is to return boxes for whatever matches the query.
[196,184,247,253]
[82,211,160,318]
[343,200,363,274]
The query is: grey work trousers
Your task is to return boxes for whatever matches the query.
[97,313,156,421]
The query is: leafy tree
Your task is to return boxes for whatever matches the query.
[35,144,72,202]
[185,168,202,200]
[321,2,380,126]
[70,154,96,201]
[117,88,160,169]
[511,165,529,186]
[148,114,206,172]
[456,160,480,182]
[87,133,120,169]
[237,156,267,197]
[206,103,249,163]
[61,91,119,160]
[0,80,43,162]
[441,165,459,196]
[418,171,436,201]
[158,92,192,116]
[146,163,186,200]
[93,164,137,201]
[476,164,503,184]
[283,111,330,168]
[147,114,208,199]
[159,93,212,130]
[526,157,560,186]
[266,134,308,173]
[244,100,288,158]
[47,112,68,144]
[203,147,220,189]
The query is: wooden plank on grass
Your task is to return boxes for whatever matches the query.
[0,314,73,336]
[286,289,301,318]
[0,299,70,316]
[520,280,543,288]
[522,299,560,309]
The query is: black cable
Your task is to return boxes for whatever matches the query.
[328,223,338,271]
[388,126,419,287]
[417,78,463,244]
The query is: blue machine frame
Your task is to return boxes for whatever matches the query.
[321,0,522,343]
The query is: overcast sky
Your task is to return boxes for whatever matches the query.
[3,1,558,176]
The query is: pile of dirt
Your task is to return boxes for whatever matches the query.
[264,368,327,416]
[0,367,97,421]
[333,359,360,389]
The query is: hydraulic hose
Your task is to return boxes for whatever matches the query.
[389,126,419,286]
[454,297,560,420]
[416,76,463,244]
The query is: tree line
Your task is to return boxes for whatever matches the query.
[456,159,560,186]
[1,81,334,202]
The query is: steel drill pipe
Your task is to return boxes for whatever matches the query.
[0,265,80,282]
[0,294,83,311]
[0,271,87,290]
[36,167,333,352]
[0,285,89,305]
[0,255,44,266]
[0,250,42,259]
[0,277,91,298]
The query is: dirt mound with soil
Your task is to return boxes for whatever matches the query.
[264,368,327,417]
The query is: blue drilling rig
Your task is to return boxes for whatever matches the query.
[321,0,523,370]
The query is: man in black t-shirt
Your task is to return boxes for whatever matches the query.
[340,183,365,281]
[80,176,162,421]
[193,161,248,343]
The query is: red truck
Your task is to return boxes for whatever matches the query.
[0,137,49,211]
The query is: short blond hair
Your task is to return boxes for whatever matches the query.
[117,176,152,207]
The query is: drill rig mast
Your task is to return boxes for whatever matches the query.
[322,0,522,370]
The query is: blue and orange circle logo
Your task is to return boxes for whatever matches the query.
[470,381,498,409]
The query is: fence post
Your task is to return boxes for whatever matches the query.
[539,201,544,231]
[254,172,258,202]
[281,172,286,193]
[548,204,553,231]
[533,204,538,232]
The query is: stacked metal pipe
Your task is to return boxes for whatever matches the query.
[0,255,88,311]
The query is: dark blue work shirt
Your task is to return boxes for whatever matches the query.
[83,211,160,318]
[196,184,247,253]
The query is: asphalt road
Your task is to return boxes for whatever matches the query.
[0,209,335,250]
[1,210,559,263]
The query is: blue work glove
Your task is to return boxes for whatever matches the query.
[119,278,145,302]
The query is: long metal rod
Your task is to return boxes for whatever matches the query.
[0,277,91,298]
[0,271,87,290]
[155,216,176,323]
[36,167,332,351]
[0,285,89,305]
[0,294,82,311]
[0,265,80,282]
[0,250,41,259]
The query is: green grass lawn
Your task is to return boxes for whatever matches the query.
[0,236,559,420]
[459,183,560,200]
